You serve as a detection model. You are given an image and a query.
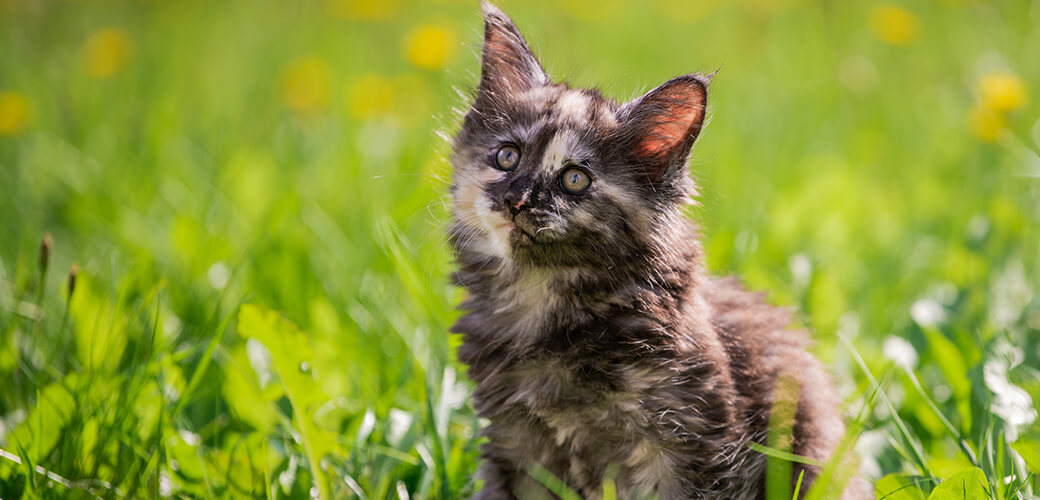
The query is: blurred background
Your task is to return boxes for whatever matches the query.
[1,0,1038,498]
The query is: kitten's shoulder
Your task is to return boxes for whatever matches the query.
[704,275,818,399]
[706,275,808,351]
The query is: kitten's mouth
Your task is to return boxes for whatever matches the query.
[502,215,552,248]
[484,213,553,251]
[509,223,539,245]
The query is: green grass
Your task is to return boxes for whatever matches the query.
[1,0,1039,498]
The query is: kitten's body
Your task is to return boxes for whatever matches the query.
[454,233,844,499]
[449,4,861,499]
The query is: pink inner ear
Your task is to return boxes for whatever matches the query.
[480,10,547,96]
[636,93,705,159]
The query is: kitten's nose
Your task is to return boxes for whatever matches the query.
[505,194,527,216]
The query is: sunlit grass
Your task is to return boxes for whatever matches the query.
[1,0,1039,498]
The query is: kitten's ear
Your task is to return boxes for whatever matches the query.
[478,2,549,99]
[618,74,710,185]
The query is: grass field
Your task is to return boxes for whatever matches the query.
[1,0,1039,498]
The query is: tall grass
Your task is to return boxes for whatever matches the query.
[1,0,1039,498]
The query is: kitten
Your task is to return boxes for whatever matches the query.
[448,3,864,499]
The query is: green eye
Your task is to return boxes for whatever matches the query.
[560,166,592,194]
[495,144,520,171]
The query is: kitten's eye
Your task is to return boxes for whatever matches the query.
[559,166,592,194]
[495,144,520,171]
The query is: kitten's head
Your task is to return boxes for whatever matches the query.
[450,2,709,269]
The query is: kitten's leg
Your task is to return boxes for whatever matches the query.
[472,459,566,500]
[471,460,519,500]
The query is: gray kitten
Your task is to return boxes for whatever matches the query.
[448,3,863,499]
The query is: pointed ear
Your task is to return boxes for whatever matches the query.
[478,2,549,100]
[618,74,709,184]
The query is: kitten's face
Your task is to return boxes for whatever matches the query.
[450,3,708,269]
[453,85,632,266]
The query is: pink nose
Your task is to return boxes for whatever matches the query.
[505,194,527,215]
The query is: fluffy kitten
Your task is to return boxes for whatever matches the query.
[448,4,862,499]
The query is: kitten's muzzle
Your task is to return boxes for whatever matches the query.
[511,210,556,244]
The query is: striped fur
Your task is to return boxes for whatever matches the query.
[447,3,866,499]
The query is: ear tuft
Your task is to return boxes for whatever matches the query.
[478,2,548,99]
[620,74,709,184]
[480,1,504,19]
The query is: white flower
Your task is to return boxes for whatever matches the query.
[910,298,944,328]
[984,340,1037,440]
[990,260,1031,329]
[159,471,177,497]
[207,261,230,290]
[967,215,990,241]
[178,430,201,446]
[789,254,812,288]
[855,430,888,478]
[883,336,918,370]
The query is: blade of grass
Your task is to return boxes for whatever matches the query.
[904,367,979,466]
[0,445,123,498]
[996,430,1006,500]
[840,334,933,477]
[527,464,583,500]
[749,442,826,468]
[423,372,451,499]
[765,371,800,500]
[172,306,236,416]
[792,470,805,500]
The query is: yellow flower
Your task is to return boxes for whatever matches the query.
[0,91,30,136]
[324,0,399,21]
[969,105,1006,143]
[282,57,332,114]
[869,5,920,46]
[82,28,132,79]
[978,73,1028,112]
[404,24,457,71]
[344,73,394,120]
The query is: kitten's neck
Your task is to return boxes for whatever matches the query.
[451,215,706,351]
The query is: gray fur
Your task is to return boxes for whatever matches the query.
[446,4,868,499]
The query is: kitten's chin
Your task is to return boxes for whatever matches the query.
[487,224,539,258]
[483,218,540,247]
[509,225,538,246]
[475,216,558,265]
[484,223,546,264]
